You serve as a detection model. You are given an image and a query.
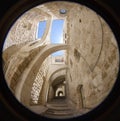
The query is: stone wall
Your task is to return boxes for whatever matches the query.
[2,2,119,116]
[66,5,119,109]
[3,7,51,50]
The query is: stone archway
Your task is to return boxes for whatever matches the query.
[43,66,68,104]
[18,44,68,106]
[47,75,66,101]
[57,91,64,97]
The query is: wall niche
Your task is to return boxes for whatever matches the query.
[74,48,80,62]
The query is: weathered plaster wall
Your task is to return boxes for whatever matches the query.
[66,5,119,109]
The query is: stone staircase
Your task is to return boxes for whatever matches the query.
[42,98,75,119]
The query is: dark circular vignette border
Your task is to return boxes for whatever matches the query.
[0,0,120,121]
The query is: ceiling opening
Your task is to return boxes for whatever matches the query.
[50,19,64,44]
[36,20,47,39]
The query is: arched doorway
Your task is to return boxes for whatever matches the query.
[54,84,66,99]
[58,91,64,97]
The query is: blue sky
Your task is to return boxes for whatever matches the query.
[52,50,64,56]
[51,19,64,56]
[50,19,64,44]
[37,19,64,56]
[37,21,47,39]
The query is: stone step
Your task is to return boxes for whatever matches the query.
[47,99,68,103]
[47,106,73,111]
[43,113,74,119]
[45,109,73,116]
[42,99,75,118]
[47,103,68,107]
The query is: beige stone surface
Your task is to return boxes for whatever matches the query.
[2,1,119,119]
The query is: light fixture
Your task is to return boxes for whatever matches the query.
[59,9,67,14]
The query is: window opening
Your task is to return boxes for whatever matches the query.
[50,19,64,44]
[36,21,47,39]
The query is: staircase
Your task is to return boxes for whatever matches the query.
[42,98,75,119]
